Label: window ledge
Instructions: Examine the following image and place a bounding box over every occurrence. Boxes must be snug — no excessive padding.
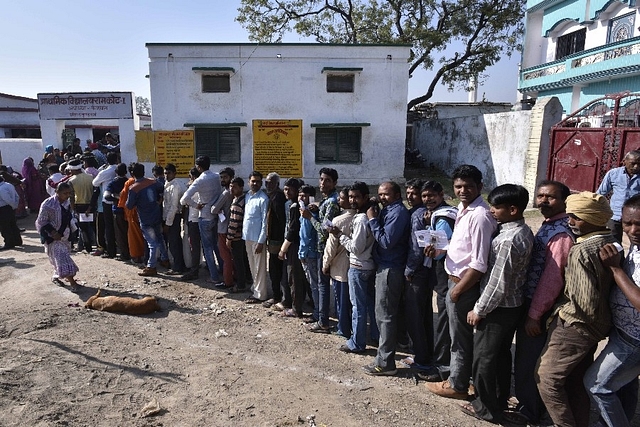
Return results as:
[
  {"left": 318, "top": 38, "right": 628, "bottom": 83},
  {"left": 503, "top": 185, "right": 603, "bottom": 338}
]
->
[
  {"left": 321, "top": 67, "right": 363, "bottom": 74},
  {"left": 184, "top": 122, "right": 247, "bottom": 127},
  {"left": 192, "top": 67, "right": 235, "bottom": 73},
  {"left": 311, "top": 123, "right": 370, "bottom": 128}
]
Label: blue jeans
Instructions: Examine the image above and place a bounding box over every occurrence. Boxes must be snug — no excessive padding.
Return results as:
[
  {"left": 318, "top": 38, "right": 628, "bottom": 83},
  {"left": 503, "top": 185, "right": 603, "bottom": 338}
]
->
[
  {"left": 446, "top": 280, "right": 479, "bottom": 392},
  {"left": 584, "top": 327, "right": 640, "bottom": 427},
  {"left": 333, "top": 278, "right": 352, "bottom": 338},
  {"left": 140, "top": 222, "right": 168, "bottom": 268},
  {"left": 199, "top": 219, "right": 221, "bottom": 281},
  {"left": 346, "top": 268, "right": 378, "bottom": 351},
  {"left": 374, "top": 266, "right": 404, "bottom": 370},
  {"left": 316, "top": 258, "right": 332, "bottom": 327},
  {"left": 300, "top": 257, "right": 319, "bottom": 319}
]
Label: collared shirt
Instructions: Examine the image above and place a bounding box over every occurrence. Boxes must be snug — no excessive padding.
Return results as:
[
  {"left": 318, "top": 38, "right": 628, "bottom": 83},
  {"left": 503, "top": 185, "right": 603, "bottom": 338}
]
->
[
  {"left": 557, "top": 230, "right": 617, "bottom": 340},
  {"left": 242, "top": 189, "right": 269, "bottom": 243},
  {"left": 597, "top": 166, "right": 640, "bottom": 220},
  {"left": 0, "top": 181, "right": 19, "bottom": 209},
  {"left": 310, "top": 190, "right": 340, "bottom": 252},
  {"left": 92, "top": 164, "right": 117, "bottom": 205},
  {"left": 323, "top": 209, "right": 355, "bottom": 281},
  {"left": 405, "top": 204, "right": 456, "bottom": 277},
  {"left": 445, "top": 196, "right": 497, "bottom": 278},
  {"left": 179, "top": 170, "right": 221, "bottom": 221},
  {"left": 211, "top": 188, "right": 233, "bottom": 234},
  {"left": 299, "top": 212, "right": 319, "bottom": 259},
  {"left": 473, "top": 219, "right": 534, "bottom": 317},
  {"left": 526, "top": 213, "right": 574, "bottom": 321},
  {"left": 612, "top": 245, "right": 640, "bottom": 340},
  {"left": 163, "top": 178, "right": 187, "bottom": 226},
  {"left": 369, "top": 199, "right": 411, "bottom": 269},
  {"left": 126, "top": 178, "right": 164, "bottom": 226}
]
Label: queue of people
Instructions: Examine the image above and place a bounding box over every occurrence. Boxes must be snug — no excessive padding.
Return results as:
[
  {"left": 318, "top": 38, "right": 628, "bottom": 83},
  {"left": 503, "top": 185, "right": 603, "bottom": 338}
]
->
[{"left": 1, "top": 148, "right": 640, "bottom": 427}]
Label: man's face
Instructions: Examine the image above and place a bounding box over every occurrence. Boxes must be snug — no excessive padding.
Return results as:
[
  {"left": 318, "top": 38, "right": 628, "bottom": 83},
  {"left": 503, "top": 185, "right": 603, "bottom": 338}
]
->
[
  {"left": 230, "top": 182, "right": 243, "bottom": 197},
  {"left": 422, "top": 189, "right": 444, "bottom": 211},
  {"left": 406, "top": 186, "right": 422, "bottom": 208},
  {"left": 623, "top": 206, "right": 640, "bottom": 246},
  {"left": 249, "top": 175, "right": 262, "bottom": 193},
  {"left": 490, "top": 203, "right": 513, "bottom": 224},
  {"left": 283, "top": 185, "right": 297, "bottom": 201},
  {"left": 319, "top": 173, "right": 336, "bottom": 195},
  {"left": 298, "top": 191, "right": 311, "bottom": 206},
  {"left": 338, "top": 191, "right": 350, "bottom": 210},
  {"left": 164, "top": 169, "right": 175, "bottom": 182},
  {"left": 349, "top": 189, "right": 368, "bottom": 211},
  {"left": 378, "top": 183, "right": 399, "bottom": 208},
  {"left": 568, "top": 214, "right": 597, "bottom": 236},
  {"left": 220, "top": 173, "right": 231, "bottom": 187},
  {"left": 453, "top": 178, "right": 482, "bottom": 207},
  {"left": 265, "top": 177, "right": 278, "bottom": 194},
  {"left": 624, "top": 155, "right": 640, "bottom": 176},
  {"left": 536, "top": 185, "right": 566, "bottom": 219}
]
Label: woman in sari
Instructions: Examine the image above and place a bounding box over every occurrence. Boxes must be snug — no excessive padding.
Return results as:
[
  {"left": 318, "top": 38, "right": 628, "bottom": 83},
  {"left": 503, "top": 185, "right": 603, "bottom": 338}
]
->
[
  {"left": 35, "top": 182, "right": 81, "bottom": 291},
  {"left": 22, "top": 157, "right": 47, "bottom": 213}
]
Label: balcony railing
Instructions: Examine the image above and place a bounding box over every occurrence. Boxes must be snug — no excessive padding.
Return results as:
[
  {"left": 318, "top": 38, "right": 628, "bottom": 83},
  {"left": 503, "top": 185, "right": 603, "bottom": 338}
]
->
[{"left": 519, "top": 36, "right": 640, "bottom": 93}]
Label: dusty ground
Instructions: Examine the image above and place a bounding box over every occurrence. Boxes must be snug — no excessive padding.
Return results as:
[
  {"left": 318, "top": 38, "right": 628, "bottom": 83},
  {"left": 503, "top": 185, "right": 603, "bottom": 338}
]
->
[{"left": 0, "top": 212, "right": 635, "bottom": 427}]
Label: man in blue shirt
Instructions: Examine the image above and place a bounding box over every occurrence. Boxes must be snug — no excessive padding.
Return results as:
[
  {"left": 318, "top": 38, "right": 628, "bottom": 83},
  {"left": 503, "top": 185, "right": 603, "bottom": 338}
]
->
[
  {"left": 597, "top": 150, "right": 640, "bottom": 242},
  {"left": 363, "top": 181, "right": 411, "bottom": 375}
]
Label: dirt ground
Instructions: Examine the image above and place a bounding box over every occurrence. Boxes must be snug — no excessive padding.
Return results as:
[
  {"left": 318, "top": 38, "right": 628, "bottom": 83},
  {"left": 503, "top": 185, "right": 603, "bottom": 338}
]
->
[{"left": 0, "top": 211, "right": 635, "bottom": 427}]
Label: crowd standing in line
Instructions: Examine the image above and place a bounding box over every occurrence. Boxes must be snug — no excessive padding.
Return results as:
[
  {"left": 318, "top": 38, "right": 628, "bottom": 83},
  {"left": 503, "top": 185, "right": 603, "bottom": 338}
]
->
[{"left": 3, "top": 143, "right": 640, "bottom": 426}]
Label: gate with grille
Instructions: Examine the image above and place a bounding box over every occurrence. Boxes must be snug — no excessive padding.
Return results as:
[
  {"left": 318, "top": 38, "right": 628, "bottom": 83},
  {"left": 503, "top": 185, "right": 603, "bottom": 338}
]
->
[{"left": 548, "top": 92, "right": 640, "bottom": 192}]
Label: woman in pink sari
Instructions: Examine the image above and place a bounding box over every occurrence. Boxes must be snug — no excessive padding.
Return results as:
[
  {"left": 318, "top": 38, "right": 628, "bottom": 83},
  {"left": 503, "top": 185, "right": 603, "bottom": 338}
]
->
[{"left": 21, "top": 157, "right": 47, "bottom": 213}]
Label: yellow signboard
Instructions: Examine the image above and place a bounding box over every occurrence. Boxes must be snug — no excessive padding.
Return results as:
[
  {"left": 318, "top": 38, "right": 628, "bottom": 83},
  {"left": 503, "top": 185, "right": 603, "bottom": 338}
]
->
[
  {"left": 252, "top": 119, "right": 302, "bottom": 177},
  {"left": 134, "top": 130, "right": 155, "bottom": 163},
  {"left": 155, "top": 131, "right": 195, "bottom": 178}
]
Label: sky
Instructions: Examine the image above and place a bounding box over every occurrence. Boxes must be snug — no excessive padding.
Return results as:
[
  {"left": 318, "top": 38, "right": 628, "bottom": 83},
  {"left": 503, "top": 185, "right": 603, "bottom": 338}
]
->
[{"left": 1, "top": 0, "right": 521, "bottom": 105}]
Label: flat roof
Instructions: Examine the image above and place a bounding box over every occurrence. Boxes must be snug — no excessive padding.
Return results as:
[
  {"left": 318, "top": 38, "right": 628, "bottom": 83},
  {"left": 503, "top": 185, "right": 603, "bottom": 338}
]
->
[{"left": 146, "top": 42, "right": 412, "bottom": 48}]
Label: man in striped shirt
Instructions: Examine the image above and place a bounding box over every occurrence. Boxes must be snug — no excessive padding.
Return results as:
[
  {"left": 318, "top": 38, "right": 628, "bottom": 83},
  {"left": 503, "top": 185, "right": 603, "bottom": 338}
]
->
[
  {"left": 226, "top": 177, "right": 248, "bottom": 292},
  {"left": 536, "top": 192, "right": 616, "bottom": 427}
]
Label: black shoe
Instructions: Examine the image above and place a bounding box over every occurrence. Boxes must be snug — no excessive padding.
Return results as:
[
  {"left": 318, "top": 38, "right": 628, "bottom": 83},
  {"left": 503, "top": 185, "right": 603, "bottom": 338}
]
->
[
  {"left": 0, "top": 245, "right": 15, "bottom": 251},
  {"left": 339, "top": 344, "right": 364, "bottom": 354},
  {"left": 181, "top": 271, "right": 199, "bottom": 281},
  {"left": 362, "top": 363, "right": 397, "bottom": 376}
]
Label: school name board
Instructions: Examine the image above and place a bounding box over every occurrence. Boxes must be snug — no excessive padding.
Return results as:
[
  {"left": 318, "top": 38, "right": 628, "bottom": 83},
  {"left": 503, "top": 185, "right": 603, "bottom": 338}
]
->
[
  {"left": 37, "top": 92, "right": 134, "bottom": 120},
  {"left": 155, "top": 131, "right": 195, "bottom": 178},
  {"left": 252, "top": 119, "right": 303, "bottom": 177}
]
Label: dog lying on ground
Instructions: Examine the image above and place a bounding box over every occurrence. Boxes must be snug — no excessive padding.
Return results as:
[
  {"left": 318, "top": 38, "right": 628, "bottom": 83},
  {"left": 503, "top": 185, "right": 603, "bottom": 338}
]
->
[{"left": 85, "top": 289, "right": 161, "bottom": 315}]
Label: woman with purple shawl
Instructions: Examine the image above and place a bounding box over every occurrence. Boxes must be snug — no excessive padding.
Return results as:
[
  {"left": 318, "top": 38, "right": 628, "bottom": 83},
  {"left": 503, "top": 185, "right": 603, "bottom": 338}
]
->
[
  {"left": 22, "top": 157, "right": 47, "bottom": 213},
  {"left": 35, "top": 182, "right": 80, "bottom": 291}
]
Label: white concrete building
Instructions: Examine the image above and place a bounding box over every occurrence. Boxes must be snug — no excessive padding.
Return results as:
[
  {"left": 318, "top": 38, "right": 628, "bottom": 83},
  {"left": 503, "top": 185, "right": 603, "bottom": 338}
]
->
[{"left": 144, "top": 43, "right": 411, "bottom": 182}]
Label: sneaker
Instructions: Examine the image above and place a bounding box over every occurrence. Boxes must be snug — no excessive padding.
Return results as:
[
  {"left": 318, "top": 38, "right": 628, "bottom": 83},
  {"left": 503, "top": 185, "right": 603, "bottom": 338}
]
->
[
  {"left": 138, "top": 267, "right": 157, "bottom": 277},
  {"left": 205, "top": 278, "right": 224, "bottom": 286},
  {"left": 91, "top": 249, "right": 104, "bottom": 256},
  {"left": 425, "top": 379, "right": 468, "bottom": 400},
  {"left": 362, "top": 363, "right": 397, "bottom": 376},
  {"left": 181, "top": 270, "right": 199, "bottom": 280}
]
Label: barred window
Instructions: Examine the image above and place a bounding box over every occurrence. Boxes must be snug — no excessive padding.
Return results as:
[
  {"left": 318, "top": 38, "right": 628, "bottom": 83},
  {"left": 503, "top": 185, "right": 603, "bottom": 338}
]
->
[
  {"left": 315, "top": 127, "right": 361, "bottom": 163},
  {"left": 326, "top": 74, "right": 355, "bottom": 93},
  {"left": 202, "top": 75, "right": 230, "bottom": 93},
  {"left": 555, "top": 29, "right": 586, "bottom": 60},
  {"left": 195, "top": 128, "right": 240, "bottom": 163}
]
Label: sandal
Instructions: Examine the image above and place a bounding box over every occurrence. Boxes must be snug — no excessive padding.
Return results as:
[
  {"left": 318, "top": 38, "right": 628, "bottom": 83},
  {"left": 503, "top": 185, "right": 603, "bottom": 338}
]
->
[
  {"left": 502, "top": 409, "right": 528, "bottom": 425},
  {"left": 51, "top": 277, "right": 65, "bottom": 287},
  {"left": 459, "top": 402, "right": 483, "bottom": 421},
  {"left": 273, "top": 302, "right": 286, "bottom": 311},
  {"left": 307, "top": 322, "right": 331, "bottom": 334},
  {"left": 244, "top": 297, "right": 262, "bottom": 304},
  {"left": 262, "top": 298, "right": 275, "bottom": 308},
  {"left": 281, "top": 308, "right": 301, "bottom": 318}
]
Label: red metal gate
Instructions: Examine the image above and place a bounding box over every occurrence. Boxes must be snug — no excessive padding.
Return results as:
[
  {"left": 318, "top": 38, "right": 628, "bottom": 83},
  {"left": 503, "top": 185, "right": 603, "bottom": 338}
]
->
[{"left": 548, "top": 92, "right": 640, "bottom": 192}]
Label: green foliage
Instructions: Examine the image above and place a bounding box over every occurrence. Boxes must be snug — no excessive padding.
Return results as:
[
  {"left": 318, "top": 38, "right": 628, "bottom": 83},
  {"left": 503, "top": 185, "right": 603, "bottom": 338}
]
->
[{"left": 236, "top": 0, "right": 525, "bottom": 109}]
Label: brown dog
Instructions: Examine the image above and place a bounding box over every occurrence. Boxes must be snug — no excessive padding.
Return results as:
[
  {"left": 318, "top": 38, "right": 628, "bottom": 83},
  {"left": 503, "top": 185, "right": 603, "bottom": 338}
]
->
[{"left": 85, "top": 289, "right": 161, "bottom": 315}]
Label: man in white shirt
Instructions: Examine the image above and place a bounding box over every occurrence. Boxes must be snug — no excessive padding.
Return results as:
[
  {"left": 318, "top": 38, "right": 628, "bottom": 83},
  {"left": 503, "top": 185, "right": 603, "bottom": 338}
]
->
[
  {"left": 0, "top": 175, "right": 22, "bottom": 250},
  {"left": 163, "top": 163, "right": 187, "bottom": 274}
]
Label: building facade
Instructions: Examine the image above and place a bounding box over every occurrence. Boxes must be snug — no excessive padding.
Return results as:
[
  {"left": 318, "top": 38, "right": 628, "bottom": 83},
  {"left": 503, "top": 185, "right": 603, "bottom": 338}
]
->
[
  {"left": 144, "top": 43, "right": 411, "bottom": 182},
  {"left": 519, "top": 0, "right": 640, "bottom": 114}
]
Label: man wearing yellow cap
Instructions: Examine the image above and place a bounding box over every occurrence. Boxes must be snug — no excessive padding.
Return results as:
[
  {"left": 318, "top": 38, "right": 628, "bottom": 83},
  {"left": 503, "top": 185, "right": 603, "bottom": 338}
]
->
[{"left": 535, "top": 192, "right": 616, "bottom": 427}]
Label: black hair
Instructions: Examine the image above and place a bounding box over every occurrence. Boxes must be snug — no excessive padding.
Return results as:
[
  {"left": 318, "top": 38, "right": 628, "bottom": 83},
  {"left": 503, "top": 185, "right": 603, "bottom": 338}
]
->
[
  {"left": 189, "top": 167, "right": 200, "bottom": 179},
  {"left": 350, "top": 181, "right": 369, "bottom": 196},
  {"left": 249, "top": 170, "right": 263, "bottom": 179},
  {"left": 382, "top": 181, "right": 402, "bottom": 198},
  {"left": 57, "top": 182, "right": 72, "bottom": 193},
  {"left": 164, "top": 163, "right": 177, "bottom": 174},
  {"left": 405, "top": 178, "right": 424, "bottom": 189},
  {"left": 623, "top": 194, "right": 640, "bottom": 210},
  {"left": 152, "top": 165, "right": 164, "bottom": 176},
  {"left": 195, "top": 156, "right": 210, "bottom": 171},
  {"left": 319, "top": 167, "right": 338, "bottom": 182},
  {"left": 283, "top": 177, "right": 302, "bottom": 190},
  {"left": 220, "top": 167, "right": 235, "bottom": 178},
  {"left": 128, "top": 162, "right": 136, "bottom": 175},
  {"left": 340, "top": 186, "right": 350, "bottom": 197},
  {"left": 421, "top": 180, "right": 444, "bottom": 193},
  {"left": 299, "top": 184, "right": 316, "bottom": 197},
  {"left": 83, "top": 155, "right": 98, "bottom": 168},
  {"left": 48, "top": 164, "right": 60, "bottom": 174},
  {"left": 452, "top": 165, "right": 483, "bottom": 185},
  {"left": 116, "top": 163, "right": 127, "bottom": 176},
  {"left": 230, "top": 177, "right": 244, "bottom": 187},
  {"left": 131, "top": 163, "right": 145, "bottom": 179},
  {"left": 536, "top": 180, "right": 570, "bottom": 201},
  {"left": 106, "top": 152, "right": 118, "bottom": 165},
  {"left": 488, "top": 184, "right": 529, "bottom": 212}
]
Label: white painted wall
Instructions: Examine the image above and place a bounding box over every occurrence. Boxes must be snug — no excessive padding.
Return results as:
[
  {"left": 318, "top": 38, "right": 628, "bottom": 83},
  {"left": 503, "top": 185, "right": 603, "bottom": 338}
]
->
[
  {"left": 412, "top": 111, "right": 534, "bottom": 189},
  {"left": 0, "top": 138, "right": 44, "bottom": 171},
  {"left": 145, "top": 43, "right": 411, "bottom": 183}
]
